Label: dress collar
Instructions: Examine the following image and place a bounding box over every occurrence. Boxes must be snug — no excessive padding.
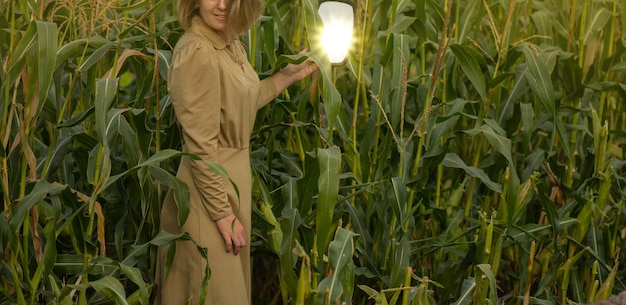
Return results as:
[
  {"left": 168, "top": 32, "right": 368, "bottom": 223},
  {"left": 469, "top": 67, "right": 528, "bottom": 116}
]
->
[{"left": 189, "top": 16, "right": 235, "bottom": 50}]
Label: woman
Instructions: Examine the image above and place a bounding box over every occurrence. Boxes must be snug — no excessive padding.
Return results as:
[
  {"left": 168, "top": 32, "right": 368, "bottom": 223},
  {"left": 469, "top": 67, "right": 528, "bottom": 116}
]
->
[{"left": 153, "top": 0, "right": 317, "bottom": 304}]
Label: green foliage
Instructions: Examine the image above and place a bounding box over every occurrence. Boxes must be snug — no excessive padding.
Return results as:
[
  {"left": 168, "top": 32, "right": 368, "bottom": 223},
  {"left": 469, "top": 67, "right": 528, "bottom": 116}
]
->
[{"left": 2, "top": 0, "right": 626, "bottom": 304}]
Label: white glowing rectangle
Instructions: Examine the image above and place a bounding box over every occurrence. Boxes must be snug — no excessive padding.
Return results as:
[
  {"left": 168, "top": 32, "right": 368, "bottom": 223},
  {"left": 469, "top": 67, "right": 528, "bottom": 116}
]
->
[{"left": 318, "top": 1, "right": 354, "bottom": 65}]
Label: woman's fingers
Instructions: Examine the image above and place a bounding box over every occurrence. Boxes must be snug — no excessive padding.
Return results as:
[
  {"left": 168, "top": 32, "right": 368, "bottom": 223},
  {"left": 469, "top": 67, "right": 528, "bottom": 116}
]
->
[
  {"left": 220, "top": 230, "right": 233, "bottom": 253},
  {"left": 216, "top": 214, "right": 247, "bottom": 255},
  {"left": 232, "top": 221, "right": 247, "bottom": 255}
]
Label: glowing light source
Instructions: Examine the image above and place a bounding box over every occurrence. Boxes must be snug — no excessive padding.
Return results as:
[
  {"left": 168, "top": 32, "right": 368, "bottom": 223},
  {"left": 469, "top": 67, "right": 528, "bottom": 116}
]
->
[{"left": 318, "top": 0, "right": 354, "bottom": 66}]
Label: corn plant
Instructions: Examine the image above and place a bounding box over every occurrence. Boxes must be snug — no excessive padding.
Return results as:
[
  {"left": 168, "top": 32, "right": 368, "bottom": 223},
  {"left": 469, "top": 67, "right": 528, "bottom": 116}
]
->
[
  {"left": 0, "top": 0, "right": 200, "bottom": 303},
  {"left": 249, "top": 0, "right": 626, "bottom": 304}
]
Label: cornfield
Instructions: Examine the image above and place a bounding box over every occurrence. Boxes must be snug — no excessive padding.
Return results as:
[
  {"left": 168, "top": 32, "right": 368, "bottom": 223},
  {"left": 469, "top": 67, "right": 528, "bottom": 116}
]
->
[{"left": 1, "top": 0, "right": 625, "bottom": 304}]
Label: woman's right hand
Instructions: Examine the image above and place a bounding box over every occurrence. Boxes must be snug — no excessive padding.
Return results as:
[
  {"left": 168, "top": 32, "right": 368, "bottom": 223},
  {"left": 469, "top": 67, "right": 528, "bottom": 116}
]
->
[{"left": 215, "top": 213, "right": 247, "bottom": 255}]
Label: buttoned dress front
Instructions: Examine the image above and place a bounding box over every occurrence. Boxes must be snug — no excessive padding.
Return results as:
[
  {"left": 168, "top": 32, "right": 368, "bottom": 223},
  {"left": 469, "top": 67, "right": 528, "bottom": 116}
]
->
[{"left": 153, "top": 16, "right": 279, "bottom": 305}]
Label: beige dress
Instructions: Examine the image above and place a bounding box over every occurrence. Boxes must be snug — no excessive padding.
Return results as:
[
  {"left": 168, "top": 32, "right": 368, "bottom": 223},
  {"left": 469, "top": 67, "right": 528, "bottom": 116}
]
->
[{"left": 153, "top": 16, "right": 279, "bottom": 305}]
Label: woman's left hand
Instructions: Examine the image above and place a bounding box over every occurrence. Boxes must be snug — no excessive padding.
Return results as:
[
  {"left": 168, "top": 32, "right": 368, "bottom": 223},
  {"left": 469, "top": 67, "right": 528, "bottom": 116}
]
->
[
  {"left": 281, "top": 58, "right": 318, "bottom": 83},
  {"left": 270, "top": 52, "right": 317, "bottom": 92}
]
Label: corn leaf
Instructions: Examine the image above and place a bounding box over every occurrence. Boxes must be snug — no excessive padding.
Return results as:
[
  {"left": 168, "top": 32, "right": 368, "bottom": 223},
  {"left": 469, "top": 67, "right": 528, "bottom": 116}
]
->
[
  {"left": 72, "top": 276, "right": 129, "bottom": 305},
  {"left": 442, "top": 153, "right": 502, "bottom": 193},
  {"left": 35, "top": 21, "right": 57, "bottom": 110},
  {"left": 119, "top": 264, "right": 149, "bottom": 305},
  {"left": 451, "top": 277, "right": 476, "bottom": 305},
  {"left": 316, "top": 146, "right": 341, "bottom": 257},
  {"left": 317, "top": 227, "right": 355, "bottom": 305},
  {"left": 450, "top": 44, "right": 487, "bottom": 101}
]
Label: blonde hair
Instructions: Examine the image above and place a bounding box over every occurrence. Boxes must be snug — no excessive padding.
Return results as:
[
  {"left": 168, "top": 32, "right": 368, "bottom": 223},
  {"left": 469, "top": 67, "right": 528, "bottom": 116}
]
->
[{"left": 177, "top": 0, "right": 264, "bottom": 36}]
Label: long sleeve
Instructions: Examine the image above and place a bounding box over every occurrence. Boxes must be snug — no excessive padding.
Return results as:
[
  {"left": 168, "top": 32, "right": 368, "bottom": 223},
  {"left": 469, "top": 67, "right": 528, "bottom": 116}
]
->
[
  {"left": 168, "top": 39, "right": 232, "bottom": 221},
  {"left": 257, "top": 77, "right": 279, "bottom": 109}
]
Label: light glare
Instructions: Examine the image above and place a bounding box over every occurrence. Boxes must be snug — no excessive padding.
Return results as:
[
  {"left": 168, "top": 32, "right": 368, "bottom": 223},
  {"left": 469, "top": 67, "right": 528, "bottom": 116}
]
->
[
  {"left": 320, "top": 23, "right": 352, "bottom": 64},
  {"left": 318, "top": 1, "right": 354, "bottom": 65}
]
